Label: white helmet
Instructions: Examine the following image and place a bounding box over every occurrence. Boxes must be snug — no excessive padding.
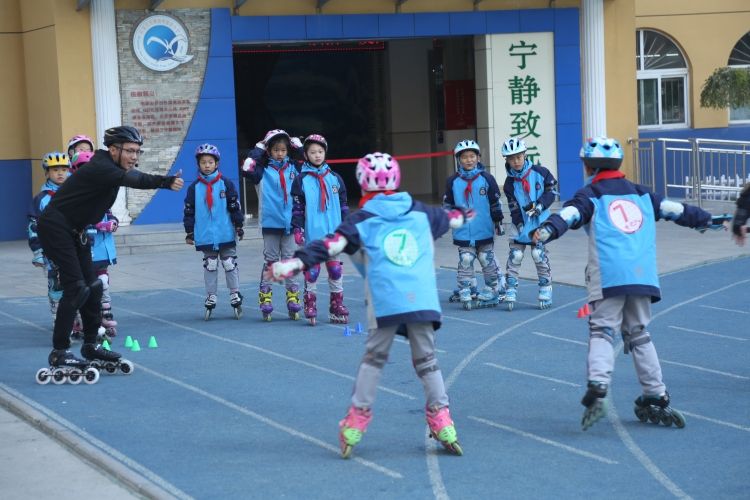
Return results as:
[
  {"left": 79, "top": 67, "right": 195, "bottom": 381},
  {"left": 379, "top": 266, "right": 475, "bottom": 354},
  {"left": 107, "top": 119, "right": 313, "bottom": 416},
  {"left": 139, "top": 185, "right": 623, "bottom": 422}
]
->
[
  {"left": 501, "top": 138, "right": 527, "bottom": 157},
  {"left": 454, "top": 139, "right": 480, "bottom": 157}
]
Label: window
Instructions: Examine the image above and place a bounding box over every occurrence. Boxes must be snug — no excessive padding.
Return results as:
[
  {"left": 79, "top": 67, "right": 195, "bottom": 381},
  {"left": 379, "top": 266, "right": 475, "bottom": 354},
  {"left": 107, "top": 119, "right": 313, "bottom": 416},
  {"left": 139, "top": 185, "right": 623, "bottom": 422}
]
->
[
  {"left": 729, "top": 31, "right": 750, "bottom": 123},
  {"left": 636, "top": 30, "right": 689, "bottom": 128}
]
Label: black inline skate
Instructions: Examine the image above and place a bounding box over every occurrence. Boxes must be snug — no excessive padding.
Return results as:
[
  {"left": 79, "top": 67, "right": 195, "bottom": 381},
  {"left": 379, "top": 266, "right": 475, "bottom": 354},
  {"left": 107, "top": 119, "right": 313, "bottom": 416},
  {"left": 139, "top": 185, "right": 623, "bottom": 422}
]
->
[
  {"left": 81, "top": 342, "right": 134, "bottom": 376},
  {"left": 581, "top": 382, "right": 608, "bottom": 431},
  {"left": 230, "top": 291, "right": 243, "bottom": 320},
  {"left": 634, "top": 392, "right": 685, "bottom": 428},
  {"left": 37, "top": 349, "right": 99, "bottom": 385}
]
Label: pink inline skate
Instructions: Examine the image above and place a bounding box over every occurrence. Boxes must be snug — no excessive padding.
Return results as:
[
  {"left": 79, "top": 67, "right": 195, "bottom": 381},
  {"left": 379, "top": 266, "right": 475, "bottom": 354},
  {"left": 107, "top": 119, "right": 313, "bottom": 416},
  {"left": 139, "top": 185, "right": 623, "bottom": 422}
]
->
[{"left": 338, "top": 405, "right": 372, "bottom": 458}]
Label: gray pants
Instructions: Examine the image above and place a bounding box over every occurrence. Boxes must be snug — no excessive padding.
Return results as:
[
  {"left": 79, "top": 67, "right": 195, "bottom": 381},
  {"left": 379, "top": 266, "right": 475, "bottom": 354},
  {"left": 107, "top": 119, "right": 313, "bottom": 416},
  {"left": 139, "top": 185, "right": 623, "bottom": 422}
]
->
[
  {"left": 203, "top": 247, "right": 239, "bottom": 295},
  {"left": 351, "top": 322, "right": 449, "bottom": 409},
  {"left": 456, "top": 243, "right": 500, "bottom": 290},
  {"left": 587, "top": 295, "right": 666, "bottom": 396},
  {"left": 506, "top": 240, "right": 551, "bottom": 283},
  {"left": 259, "top": 233, "right": 299, "bottom": 288}
]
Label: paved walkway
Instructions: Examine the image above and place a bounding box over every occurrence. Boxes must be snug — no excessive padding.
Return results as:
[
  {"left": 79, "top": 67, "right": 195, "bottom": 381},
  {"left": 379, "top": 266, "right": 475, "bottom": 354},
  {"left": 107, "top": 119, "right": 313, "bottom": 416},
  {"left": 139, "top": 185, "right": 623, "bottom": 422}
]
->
[{"left": 0, "top": 202, "right": 746, "bottom": 499}]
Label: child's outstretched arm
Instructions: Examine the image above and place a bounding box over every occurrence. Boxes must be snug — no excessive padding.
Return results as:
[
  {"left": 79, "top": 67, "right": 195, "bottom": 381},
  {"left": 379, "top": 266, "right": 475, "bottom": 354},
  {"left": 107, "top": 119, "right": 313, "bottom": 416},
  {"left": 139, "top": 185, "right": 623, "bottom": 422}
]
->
[{"left": 531, "top": 192, "right": 592, "bottom": 244}]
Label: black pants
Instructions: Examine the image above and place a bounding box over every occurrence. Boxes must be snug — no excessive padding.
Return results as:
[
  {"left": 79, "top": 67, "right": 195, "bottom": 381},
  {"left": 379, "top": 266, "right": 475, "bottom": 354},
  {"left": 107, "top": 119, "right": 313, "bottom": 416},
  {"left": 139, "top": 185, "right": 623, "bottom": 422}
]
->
[{"left": 37, "top": 209, "right": 102, "bottom": 349}]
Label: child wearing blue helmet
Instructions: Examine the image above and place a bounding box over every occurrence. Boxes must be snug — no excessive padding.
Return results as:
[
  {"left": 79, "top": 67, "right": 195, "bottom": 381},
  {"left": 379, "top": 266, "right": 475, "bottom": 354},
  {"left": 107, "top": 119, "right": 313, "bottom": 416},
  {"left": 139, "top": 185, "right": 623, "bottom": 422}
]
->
[
  {"left": 184, "top": 144, "right": 245, "bottom": 320},
  {"left": 532, "top": 137, "right": 728, "bottom": 431}
]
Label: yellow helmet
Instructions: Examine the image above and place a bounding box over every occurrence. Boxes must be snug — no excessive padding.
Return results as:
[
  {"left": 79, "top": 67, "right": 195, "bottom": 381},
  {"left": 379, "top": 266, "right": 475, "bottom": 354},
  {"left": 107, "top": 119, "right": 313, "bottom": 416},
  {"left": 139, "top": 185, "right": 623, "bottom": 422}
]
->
[{"left": 42, "top": 151, "right": 71, "bottom": 170}]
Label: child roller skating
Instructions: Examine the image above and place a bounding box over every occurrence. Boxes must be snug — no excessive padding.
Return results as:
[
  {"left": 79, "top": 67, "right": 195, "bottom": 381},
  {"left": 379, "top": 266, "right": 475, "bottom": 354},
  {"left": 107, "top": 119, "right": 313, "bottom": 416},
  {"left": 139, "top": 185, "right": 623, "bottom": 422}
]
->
[
  {"left": 184, "top": 144, "right": 245, "bottom": 320},
  {"left": 501, "top": 138, "right": 558, "bottom": 310},
  {"left": 268, "top": 152, "right": 471, "bottom": 458},
  {"left": 290, "top": 134, "right": 349, "bottom": 325},
  {"left": 443, "top": 140, "right": 505, "bottom": 310},
  {"left": 242, "top": 129, "right": 303, "bottom": 322},
  {"left": 533, "top": 136, "right": 728, "bottom": 431}
]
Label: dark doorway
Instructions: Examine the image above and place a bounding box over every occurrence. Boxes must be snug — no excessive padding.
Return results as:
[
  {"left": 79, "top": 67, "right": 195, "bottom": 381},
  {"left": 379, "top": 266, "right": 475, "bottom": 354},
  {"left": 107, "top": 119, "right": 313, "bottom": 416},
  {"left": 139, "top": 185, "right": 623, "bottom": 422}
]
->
[{"left": 233, "top": 41, "right": 388, "bottom": 216}]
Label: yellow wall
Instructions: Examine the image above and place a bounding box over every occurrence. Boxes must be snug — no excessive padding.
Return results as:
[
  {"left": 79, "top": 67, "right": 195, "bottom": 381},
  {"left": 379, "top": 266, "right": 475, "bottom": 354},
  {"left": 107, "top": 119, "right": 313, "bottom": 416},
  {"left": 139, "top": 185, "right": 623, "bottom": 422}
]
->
[
  {"left": 635, "top": 0, "right": 750, "bottom": 128},
  {"left": 604, "top": 0, "right": 637, "bottom": 176},
  {"left": 0, "top": 1, "right": 30, "bottom": 160}
]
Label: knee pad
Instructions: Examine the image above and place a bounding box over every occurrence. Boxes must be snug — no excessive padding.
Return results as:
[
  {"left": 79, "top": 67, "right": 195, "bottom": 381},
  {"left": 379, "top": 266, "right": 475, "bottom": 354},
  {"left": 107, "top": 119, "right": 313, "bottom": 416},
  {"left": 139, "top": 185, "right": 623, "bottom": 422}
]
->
[
  {"left": 508, "top": 248, "right": 524, "bottom": 266},
  {"left": 363, "top": 349, "right": 388, "bottom": 369},
  {"left": 325, "top": 260, "right": 343, "bottom": 280},
  {"left": 458, "top": 249, "right": 476, "bottom": 269},
  {"left": 222, "top": 256, "right": 237, "bottom": 272},
  {"left": 531, "top": 245, "right": 546, "bottom": 264},
  {"left": 622, "top": 327, "right": 651, "bottom": 355},
  {"left": 97, "top": 272, "right": 110, "bottom": 290},
  {"left": 477, "top": 249, "right": 495, "bottom": 268},
  {"left": 413, "top": 352, "right": 440, "bottom": 378},
  {"left": 203, "top": 256, "right": 219, "bottom": 272},
  {"left": 590, "top": 326, "right": 616, "bottom": 345},
  {"left": 305, "top": 264, "right": 321, "bottom": 283}
]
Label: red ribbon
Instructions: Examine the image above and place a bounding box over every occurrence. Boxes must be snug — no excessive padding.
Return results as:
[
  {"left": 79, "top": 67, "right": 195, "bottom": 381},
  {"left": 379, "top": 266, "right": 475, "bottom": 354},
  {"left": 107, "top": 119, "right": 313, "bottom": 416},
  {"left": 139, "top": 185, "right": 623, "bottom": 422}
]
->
[
  {"left": 272, "top": 161, "right": 290, "bottom": 205},
  {"left": 311, "top": 170, "right": 330, "bottom": 212},
  {"left": 514, "top": 169, "right": 531, "bottom": 194},
  {"left": 463, "top": 172, "right": 481, "bottom": 205},
  {"left": 197, "top": 172, "right": 222, "bottom": 211},
  {"left": 592, "top": 170, "right": 626, "bottom": 184}
]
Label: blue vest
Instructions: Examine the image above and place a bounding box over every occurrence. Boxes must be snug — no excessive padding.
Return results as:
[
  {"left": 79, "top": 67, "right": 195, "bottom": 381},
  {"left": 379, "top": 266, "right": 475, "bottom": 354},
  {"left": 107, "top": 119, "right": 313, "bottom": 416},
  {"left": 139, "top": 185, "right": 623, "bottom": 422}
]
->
[
  {"left": 194, "top": 171, "right": 235, "bottom": 250},
  {"left": 90, "top": 213, "right": 117, "bottom": 265},
  {"left": 300, "top": 163, "right": 344, "bottom": 241},
  {"left": 261, "top": 158, "right": 296, "bottom": 233},
  {"left": 505, "top": 160, "right": 551, "bottom": 244},
  {"left": 449, "top": 170, "right": 494, "bottom": 245}
]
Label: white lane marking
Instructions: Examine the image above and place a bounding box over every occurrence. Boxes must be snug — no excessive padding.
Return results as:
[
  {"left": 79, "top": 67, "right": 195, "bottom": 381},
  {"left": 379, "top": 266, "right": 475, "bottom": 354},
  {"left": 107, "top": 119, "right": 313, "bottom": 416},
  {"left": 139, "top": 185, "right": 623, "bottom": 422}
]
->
[
  {"left": 679, "top": 410, "right": 750, "bottom": 432},
  {"left": 660, "top": 359, "right": 749, "bottom": 380},
  {"left": 469, "top": 416, "right": 618, "bottom": 465},
  {"left": 137, "top": 365, "right": 403, "bottom": 479},
  {"left": 698, "top": 304, "right": 749, "bottom": 315},
  {"left": 440, "top": 314, "right": 491, "bottom": 326},
  {"left": 484, "top": 362, "right": 582, "bottom": 388},
  {"left": 0, "top": 382, "right": 193, "bottom": 499},
  {"left": 667, "top": 325, "right": 746, "bottom": 341},
  {"left": 531, "top": 331, "right": 587, "bottom": 346},
  {"left": 118, "top": 306, "right": 416, "bottom": 401}
]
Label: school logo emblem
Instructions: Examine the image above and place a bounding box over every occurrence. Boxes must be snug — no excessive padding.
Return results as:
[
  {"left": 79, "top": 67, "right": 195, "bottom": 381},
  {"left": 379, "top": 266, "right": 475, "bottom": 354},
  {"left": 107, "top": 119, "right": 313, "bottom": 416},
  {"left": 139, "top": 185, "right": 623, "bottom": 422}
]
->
[
  {"left": 608, "top": 198, "right": 643, "bottom": 234},
  {"left": 383, "top": 228, "right": 419, "bottom": 267},
  {"left": 479, "top": 187, "right": 487, "bottom": 196},
  {"left": 132, "top": 14, "right": 194, "bottom": 72},
  {"left": 332, "top": 185, "right": 339, "bottom": 194},
  {"left": 220, "top": 190, "right": 226, "bottom": 198}
]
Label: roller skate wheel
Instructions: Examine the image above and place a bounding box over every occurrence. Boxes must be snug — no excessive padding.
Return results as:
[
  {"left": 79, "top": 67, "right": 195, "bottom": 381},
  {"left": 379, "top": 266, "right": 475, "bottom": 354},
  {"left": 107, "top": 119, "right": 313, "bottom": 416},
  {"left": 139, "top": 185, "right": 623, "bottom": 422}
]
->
[
  {"left": 204, "top": 309, "right": 212, "bottom": 321},
  {"left": 36, "top": 368, "right": 51, "bottom": 385},
  {"left": 68, "top": 369, "right": 83, "bottom": 385},
  {"left": 84, "top": 367, "right": 99, "bottom": 384},
  {"left": 661, "top": 414, "right": 673, "bottom": 427},
  {"left": 671, "top": 409, "right": 686, "bottom": 429},
  {"left": 634, "top": 406, "right": 649, "bottom": 422},
  {"left": 105, "top": 362, "right": 117, "bottom": 374},
  {"left": 341, "top": 444, "right": 353, "bottom": 459},
  {"left": 52, "top": 369, "right": 66, "bottom": 385},
  {"left": 290, "top": 312, "right": 300, "bottom": 321},
  {"left": 309, "top": 317, "right": 317, "bottom": 326},
  {"left": 648, "top": 411, "right": 660, "bottom": 424},
  {"left": 120, "top": 360, "right": 134, "bottom": 375},
  {"left": 263, "top": 313, "right": 272, "bottom": 322},
  {"left": 447, "top": 441, "right": 464, "bottom": 456},
  {"left": 462, "top": 302, "right": 472, "bottom": 311},
  {"left": 507, "top": 302, "right": 514, "bottom": 311},
  {"left": 234, "top": 307, "right": 242, "bottom": 320}
]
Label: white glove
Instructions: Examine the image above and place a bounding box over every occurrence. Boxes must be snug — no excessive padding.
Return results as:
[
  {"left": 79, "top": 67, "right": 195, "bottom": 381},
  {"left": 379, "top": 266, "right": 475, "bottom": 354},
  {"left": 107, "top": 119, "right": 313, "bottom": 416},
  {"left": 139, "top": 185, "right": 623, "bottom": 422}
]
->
[
  {"left": 242, "top": 157, "right": 256, "bottom": 173},
  {"left": 290, "top": 137, "right": 303, "bottom": 149}
]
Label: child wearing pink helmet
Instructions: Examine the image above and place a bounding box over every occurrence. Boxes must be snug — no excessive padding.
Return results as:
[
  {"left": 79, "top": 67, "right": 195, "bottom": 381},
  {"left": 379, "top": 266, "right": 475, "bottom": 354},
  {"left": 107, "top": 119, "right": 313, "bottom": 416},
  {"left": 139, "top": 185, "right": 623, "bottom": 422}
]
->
[{"left": 267, "top": 152, "right": 475, "bottom": 458}]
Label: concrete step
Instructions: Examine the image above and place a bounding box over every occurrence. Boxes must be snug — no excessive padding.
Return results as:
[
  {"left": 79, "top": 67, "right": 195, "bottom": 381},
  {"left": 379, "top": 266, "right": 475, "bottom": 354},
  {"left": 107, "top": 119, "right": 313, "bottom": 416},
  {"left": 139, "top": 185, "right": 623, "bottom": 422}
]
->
[{"left": 113, "top": 220, "right": 261, "bottom": 255}]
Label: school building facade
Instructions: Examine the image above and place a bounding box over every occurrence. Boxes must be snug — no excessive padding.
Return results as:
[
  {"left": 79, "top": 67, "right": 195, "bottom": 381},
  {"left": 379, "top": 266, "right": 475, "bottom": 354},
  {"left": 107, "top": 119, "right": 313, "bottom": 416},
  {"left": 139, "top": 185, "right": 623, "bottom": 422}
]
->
[{"left": 1, "top": 0, "right": 748, "bottom": 240}]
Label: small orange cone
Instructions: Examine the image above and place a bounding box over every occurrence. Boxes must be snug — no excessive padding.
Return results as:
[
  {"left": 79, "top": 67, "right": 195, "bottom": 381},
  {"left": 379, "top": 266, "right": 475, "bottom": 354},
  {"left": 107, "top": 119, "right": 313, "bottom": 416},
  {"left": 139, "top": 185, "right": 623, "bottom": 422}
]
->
[{"left": 577, "top": 303, "right": 591, "bottom": 318}]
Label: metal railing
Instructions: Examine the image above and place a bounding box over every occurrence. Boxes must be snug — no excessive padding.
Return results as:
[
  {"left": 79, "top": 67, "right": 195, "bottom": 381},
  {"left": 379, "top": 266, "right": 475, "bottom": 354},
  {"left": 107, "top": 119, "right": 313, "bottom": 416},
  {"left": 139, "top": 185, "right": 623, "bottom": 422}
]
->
[{"left": 628, "top": 137, "right": 750, "bottom": 207}]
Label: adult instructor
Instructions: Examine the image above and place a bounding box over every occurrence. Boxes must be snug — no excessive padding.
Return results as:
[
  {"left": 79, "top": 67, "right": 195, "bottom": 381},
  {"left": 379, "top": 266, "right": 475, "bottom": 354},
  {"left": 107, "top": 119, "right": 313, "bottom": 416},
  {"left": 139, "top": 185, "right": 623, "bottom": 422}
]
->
[{"left": 38, "top": 125, "right": 184, "bottom": 369}]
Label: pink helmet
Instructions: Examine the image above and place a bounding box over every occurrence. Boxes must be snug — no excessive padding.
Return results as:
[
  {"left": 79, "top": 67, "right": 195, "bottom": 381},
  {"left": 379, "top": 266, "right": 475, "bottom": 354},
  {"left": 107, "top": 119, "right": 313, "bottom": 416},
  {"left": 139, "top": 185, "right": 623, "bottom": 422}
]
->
[
  {"left": 303, "top": 134, "right": 328, "bottom": 152},
  {"left": 70, "top": 151, "right": 94, "bottom": 171},
  {"left": 67, "top": 134, "right": 95, "bottom": 153},
  {"left": 356, "top": 152, "right": 401, "bottom": 192}
]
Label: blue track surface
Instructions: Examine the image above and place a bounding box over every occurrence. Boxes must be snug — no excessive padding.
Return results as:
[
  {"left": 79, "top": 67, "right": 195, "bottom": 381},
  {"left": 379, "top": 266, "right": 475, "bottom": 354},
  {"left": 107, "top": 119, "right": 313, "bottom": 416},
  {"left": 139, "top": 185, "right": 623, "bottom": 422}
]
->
[{"left": 1, "top": 258, "right": 748, "bottom": 499}]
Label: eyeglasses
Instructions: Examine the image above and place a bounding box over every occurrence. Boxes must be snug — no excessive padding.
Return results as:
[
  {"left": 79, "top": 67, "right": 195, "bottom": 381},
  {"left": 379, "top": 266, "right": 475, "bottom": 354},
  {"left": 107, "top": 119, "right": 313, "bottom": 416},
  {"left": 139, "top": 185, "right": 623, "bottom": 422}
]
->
[{"left": 117, "top": 146, "right": 143, "bottom": 157}]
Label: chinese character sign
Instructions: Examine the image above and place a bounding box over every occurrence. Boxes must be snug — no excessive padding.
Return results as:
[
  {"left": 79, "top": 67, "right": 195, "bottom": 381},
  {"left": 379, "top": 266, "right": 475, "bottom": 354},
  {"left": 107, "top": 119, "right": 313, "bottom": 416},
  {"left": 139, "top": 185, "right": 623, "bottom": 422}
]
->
[{"left": 490, "top": 33, "right": 557, "bottom": 184}]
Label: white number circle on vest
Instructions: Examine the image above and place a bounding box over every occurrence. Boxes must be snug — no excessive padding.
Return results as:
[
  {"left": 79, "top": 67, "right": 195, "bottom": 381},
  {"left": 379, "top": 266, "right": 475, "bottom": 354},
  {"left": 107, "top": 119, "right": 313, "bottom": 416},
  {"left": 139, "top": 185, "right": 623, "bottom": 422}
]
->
[
  {"left": 383, "top": 229, "right": 419, "bottom": 267},
  {"left": 608, "top": 199, "right": 643, "bottom": 233}
]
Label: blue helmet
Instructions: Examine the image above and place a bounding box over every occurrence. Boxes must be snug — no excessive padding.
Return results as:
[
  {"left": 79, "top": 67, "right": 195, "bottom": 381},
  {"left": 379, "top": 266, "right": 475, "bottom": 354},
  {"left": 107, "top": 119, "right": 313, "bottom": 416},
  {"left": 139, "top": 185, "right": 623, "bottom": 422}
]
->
[
  {"left": 501, "top": 138, "right": 527, "bottom": 157},
  {"left": 579, "top": 137, "right": 623, "bottom": 170},
  {"left": 195, "top": 143, "right": 221, "bottom": 161}
]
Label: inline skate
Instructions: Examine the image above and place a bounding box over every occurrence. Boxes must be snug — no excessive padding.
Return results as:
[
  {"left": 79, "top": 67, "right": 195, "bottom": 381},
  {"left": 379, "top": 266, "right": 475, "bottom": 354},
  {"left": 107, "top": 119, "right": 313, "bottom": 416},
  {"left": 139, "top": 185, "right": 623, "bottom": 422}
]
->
[
  {"left": 101, "top": 302, "right": 118, "bottom": 337},
  {"left": 259, "top": 286, "right": 273, "bottom": 322},
  {"left": 286, "top": 285, "right": 302, "bottom": 320},
  {"left": 634, "top": 392, "right": 685, "bottom": 428},
  {"left": 204, "top": 293, "right": 217, "bottom": 321},
  {"left": 449, "top": 286, "right": 477, "bottom": 303},
  {"left": 581, "top": 382, "right": 608, "bottom": 431},
  {"left": 230, "top": 291, "right": 243, "bottom": 320},
  {"left": 329, "top": 292, "right": 349, "bottom": 324},
  {"left": 471, "top": 286, "right": 502, "bottom": 309},
  {"left": 426, "top": 405, "right": 463, "bottom": 455},
  {"left": 81, "top": 342, "right": 134, "bottom": 376},
  {"left": 538, "top": 278, "right": 553, "bottom": 309},
  {"left": 303, "top": 291, "right": 317, "bottom": 326},
  {"left": 338, "top": 405, "right": 372, "bottom": 459},
  {"left": 36, "top": 349, "right": 99, "bottom": 385},
  {"left": 504, "top": 277, "right": 518, "bottom": 311}
]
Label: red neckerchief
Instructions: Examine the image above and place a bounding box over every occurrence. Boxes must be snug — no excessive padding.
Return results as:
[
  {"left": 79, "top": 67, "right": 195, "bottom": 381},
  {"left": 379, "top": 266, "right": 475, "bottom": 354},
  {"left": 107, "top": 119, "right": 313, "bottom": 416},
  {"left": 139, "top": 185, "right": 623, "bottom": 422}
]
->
[
  {"left": 311, "top": 169, "right": 330, "bottom": 212},
  {"left": 463, "top": 171, "right": 481, "bottom": 205},
  {"left": 514, "top": 168, "right": 532, "bottom": 194},
  {"left": 45, "top": 190, "right": 56, "bottom": 197},
  {"left": 271, "top": 161, "right": 290, "bottom": 205},
  {"left": 358, "top": 190, "right": 397, "bottom": 208},
  {"left": 197, "top": 172, "right": 222, "bottom": 210},
  {"left": 591, "top": 170, "right": 626, "bottom": 184}
]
